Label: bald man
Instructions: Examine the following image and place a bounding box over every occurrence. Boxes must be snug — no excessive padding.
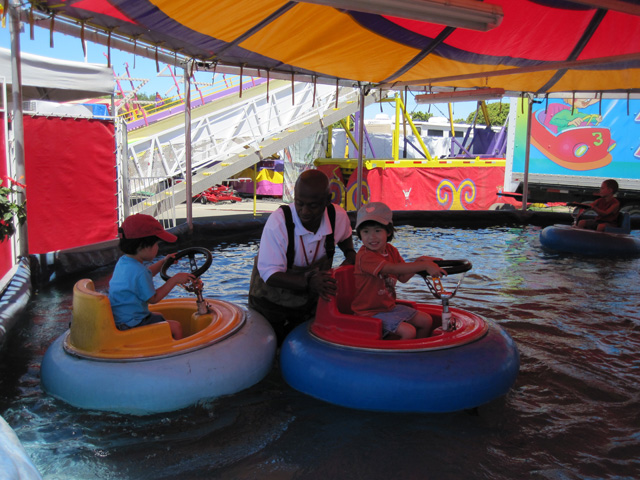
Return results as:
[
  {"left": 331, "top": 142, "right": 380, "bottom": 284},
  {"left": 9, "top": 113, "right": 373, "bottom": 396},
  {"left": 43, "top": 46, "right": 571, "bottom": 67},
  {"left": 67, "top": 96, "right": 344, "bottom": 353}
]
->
[{"left": 249, "top": 170, "right": 356, "bottom": 343}]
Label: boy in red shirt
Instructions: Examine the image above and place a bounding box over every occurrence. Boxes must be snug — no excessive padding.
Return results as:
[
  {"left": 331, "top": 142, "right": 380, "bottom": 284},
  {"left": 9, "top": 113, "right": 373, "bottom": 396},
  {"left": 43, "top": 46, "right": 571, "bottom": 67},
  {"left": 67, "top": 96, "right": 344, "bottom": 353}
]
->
[
  {"left": 351, "top": 202, "right": 446, "bottom": 339},
  {"left": 577, "top": 179, "right": 620, "bottom": 232}
]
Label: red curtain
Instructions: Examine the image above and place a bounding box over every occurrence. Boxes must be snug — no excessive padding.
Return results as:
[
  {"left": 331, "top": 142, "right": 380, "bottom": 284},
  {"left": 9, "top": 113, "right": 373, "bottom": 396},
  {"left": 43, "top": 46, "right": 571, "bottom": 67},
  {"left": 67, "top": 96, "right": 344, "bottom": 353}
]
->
[
  {"left": 343, "top": 165, "right": 510, "bottom": 211},
  {"left": 23, "top": 116, "right": 118, "bottom": 254}
]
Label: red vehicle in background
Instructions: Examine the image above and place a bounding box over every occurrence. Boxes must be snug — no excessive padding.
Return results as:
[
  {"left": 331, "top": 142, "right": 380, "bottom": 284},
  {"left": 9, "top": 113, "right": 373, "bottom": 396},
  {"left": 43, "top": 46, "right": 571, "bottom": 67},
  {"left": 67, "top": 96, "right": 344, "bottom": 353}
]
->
[{"left": 193, "top": 185, "right": 242, "bottom": 204}]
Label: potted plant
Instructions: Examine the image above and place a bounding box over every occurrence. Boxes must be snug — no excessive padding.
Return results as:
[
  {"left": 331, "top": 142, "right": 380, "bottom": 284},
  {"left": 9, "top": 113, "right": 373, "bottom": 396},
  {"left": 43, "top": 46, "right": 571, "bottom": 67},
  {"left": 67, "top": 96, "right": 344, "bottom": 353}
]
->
[{"left": 1, "top": 176, "right": 26, "bottom": 242}]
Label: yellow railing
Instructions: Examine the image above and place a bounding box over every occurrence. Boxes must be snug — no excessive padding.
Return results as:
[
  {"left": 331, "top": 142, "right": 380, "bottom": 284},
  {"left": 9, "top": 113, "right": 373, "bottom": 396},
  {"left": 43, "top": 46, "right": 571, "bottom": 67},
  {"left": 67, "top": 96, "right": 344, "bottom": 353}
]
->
[{"left": 117, "top": 75, "right": 259, "bottom": 124}]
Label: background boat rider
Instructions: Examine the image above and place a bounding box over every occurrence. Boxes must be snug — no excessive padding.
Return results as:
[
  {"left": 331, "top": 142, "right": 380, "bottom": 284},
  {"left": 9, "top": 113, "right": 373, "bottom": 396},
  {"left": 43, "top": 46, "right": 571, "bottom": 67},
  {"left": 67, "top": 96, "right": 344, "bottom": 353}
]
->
[
  {"left": 249, "top": 169, "right": 356, "bottom": 344},
  {"left": 109, "top": 214, "right": 195, "bottom": 340},
  {"left": 576, "top": 179, "right": 620, "bottom": 232},
  {"left": 351, "top": 202, "right": 446, "bottom": 340}
]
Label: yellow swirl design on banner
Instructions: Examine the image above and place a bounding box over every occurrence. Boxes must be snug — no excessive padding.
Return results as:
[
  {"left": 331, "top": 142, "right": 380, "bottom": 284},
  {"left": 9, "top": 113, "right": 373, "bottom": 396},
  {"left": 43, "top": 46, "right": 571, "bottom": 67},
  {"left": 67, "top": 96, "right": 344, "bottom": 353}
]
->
[
  {"left": 437, "top": 179, "right": 476, "bottom": 210},
  {"left": 346, "top": 181, "right": 371, "bottom": 212}
]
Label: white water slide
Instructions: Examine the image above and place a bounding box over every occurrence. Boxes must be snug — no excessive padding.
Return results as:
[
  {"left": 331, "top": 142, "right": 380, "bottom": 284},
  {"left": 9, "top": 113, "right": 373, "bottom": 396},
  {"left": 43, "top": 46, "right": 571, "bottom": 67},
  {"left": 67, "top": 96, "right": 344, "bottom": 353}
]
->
[{"left": 123, "top": 79, "right": 378, "bottom": 220}]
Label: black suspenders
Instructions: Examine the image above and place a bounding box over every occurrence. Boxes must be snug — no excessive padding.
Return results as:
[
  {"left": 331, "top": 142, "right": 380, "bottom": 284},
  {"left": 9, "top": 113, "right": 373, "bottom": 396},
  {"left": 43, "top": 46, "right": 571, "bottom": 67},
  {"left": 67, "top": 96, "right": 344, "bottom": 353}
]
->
[{"left": 280, "top": 204, "right": 336, "bottom": 269}]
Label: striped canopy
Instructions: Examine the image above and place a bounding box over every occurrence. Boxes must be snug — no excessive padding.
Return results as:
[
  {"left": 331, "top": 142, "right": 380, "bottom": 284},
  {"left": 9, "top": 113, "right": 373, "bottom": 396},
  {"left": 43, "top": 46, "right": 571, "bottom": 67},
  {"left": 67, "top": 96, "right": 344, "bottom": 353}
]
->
[{"left": 28, "top": 0, "right": 640, "bottom": 96}]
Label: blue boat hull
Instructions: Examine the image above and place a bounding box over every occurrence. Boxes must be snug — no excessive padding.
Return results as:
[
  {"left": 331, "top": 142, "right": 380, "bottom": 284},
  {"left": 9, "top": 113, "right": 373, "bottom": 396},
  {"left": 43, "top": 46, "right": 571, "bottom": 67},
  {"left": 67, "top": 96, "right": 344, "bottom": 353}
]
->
[
  {"left": 540, "top": 225, "right": 640, "bottom": 256},
  {"left": 280, "top": 319, "right": 520, "bottom": 413},
  {"left": 41, "top": 309, "right": 276, "bottom": 415}
]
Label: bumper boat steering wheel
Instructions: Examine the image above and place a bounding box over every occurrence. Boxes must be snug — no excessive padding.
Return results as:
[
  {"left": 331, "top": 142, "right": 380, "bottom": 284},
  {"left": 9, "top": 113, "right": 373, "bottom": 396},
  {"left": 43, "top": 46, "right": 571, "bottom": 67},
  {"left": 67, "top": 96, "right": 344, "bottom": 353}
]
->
[
  {"left": 418, "top": 259, "right": 472, "bottom": 299},
  {"left": 160, "top": 247, "right": 213, "bottom": 281},
  {"left": 420, "top": 259, "right": 472, "bottom": 332},
  {"left": 432, "top": 259, "right": 472, "bottom": 276}
]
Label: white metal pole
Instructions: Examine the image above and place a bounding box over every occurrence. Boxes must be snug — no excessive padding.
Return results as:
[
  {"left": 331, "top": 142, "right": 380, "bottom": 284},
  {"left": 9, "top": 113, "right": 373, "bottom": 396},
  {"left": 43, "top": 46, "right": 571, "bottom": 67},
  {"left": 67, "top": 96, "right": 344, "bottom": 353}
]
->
[
  {"left": 184, "top": 61, "right": 193, "bottom": 232},
  {"left": 9, "top": 0, "right": 28, "bottom": 258},
  {"left": 521, "top": 96, "right": 532, "bottom": 210},
  {"left": 356, "top": 86, "right": 365, "bottom": 211}
]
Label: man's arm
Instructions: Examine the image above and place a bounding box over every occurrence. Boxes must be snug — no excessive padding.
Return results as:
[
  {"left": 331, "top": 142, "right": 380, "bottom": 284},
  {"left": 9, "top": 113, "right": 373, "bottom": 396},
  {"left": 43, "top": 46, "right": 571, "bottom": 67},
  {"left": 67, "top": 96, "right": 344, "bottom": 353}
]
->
[
  {"left": 334, "top": 206, "right": 356, "bottom": 265},
  {"left": 266, "top": 269, "right": 337, "bottom": 300},
  {"left": 337, "top": 237, "right": 356, "bottom": 265}
]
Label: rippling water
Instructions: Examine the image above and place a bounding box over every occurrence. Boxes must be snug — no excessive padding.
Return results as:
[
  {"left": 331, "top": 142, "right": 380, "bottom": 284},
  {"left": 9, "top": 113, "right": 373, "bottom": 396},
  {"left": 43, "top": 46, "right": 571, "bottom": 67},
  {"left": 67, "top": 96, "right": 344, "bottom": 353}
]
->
[{"left": 1, "top": 225, "right": 639, "bottom": 479}]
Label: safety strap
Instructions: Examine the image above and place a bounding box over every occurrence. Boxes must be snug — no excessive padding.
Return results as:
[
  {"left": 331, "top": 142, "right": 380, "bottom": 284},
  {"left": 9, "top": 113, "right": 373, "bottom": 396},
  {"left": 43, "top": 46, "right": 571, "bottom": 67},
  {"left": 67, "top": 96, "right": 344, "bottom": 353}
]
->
[
  {"left": 281, "top": 205, "right": 295, "bottom": 270},
  {"left": 281, "top": 204, "right": 336, "bottom": 269}
]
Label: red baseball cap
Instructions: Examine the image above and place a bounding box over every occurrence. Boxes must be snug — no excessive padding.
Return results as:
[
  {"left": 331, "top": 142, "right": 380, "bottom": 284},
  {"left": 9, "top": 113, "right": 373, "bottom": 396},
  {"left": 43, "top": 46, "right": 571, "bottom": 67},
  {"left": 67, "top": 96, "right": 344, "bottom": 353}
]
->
[{"left": 120, "top": 214, "right": 177, "bottom": 243}]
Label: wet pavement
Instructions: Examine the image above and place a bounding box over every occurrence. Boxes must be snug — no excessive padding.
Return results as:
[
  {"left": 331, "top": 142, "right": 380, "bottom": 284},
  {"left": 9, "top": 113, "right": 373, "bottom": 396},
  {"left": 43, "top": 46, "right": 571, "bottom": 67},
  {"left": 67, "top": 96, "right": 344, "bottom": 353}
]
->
[{"left": 174, "top": 197, "right": 286, "bottom": 223}]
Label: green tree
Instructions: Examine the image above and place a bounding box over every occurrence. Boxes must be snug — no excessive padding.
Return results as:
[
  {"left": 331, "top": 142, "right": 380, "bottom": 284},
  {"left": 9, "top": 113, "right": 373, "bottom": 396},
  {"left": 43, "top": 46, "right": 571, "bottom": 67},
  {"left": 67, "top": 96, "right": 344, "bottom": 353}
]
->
[
  {"left": 465, "top": 101, "right": 510, "bottom": 126},
  {"left": 136, "top": 92, "right": 159, "bottom": 102},
  {"left": 411, "top": 111, "right": 434, "bottom": 122}
]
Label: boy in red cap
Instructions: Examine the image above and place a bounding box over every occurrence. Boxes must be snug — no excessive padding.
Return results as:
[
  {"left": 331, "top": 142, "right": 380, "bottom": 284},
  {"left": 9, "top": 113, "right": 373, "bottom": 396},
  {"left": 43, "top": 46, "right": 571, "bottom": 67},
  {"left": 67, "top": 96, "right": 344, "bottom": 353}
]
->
[
  {"left": 352, "top": 202, "right": 446, "bottom": 339},
  {"left": 108, "top": 214, "right": 194, "bottom": 339}
]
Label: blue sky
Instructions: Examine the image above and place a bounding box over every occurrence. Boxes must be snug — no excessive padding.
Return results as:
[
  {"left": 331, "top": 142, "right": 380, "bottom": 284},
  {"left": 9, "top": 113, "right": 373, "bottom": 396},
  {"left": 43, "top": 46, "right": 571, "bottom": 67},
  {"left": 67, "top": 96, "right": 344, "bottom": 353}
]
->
[{"left": 1, "top": 24, "right": 478, "bottom": 121}]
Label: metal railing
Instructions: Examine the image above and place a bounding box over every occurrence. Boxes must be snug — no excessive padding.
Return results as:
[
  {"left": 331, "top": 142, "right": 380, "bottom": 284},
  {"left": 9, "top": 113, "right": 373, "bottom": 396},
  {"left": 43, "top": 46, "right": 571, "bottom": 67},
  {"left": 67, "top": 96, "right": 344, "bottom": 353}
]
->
[{"left": 122, "top": 81, "right": 371, "bottom": 221}]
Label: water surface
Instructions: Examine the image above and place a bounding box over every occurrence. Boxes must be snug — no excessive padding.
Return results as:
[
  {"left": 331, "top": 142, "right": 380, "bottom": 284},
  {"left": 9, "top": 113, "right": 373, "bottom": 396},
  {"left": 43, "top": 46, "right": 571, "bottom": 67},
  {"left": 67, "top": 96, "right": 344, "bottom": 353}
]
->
[{"left": 1, "top": 225, "right": 639, "bottom": 479}]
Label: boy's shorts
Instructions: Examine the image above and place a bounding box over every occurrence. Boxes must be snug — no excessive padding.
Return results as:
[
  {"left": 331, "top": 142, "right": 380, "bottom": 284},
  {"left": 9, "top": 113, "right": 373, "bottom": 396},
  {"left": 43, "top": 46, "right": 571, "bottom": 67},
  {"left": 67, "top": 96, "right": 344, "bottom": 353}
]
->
[
  {"left": 116, "top": 312, "right": 166, "bottom": 330},
  {"left": 372, "top": 304, "right": 417, "bottom": 337}
]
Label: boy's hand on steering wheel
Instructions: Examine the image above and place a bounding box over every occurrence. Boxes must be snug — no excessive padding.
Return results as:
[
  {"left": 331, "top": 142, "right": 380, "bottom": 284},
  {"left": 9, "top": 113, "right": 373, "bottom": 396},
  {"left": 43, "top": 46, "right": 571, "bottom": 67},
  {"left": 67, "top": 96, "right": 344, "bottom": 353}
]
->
[
  {"left": 171, "top": 272, "right": 196, "bottom": 286},
  {"left": 416, "top": 255, "right": 442, "bottom": 263},
  {"left": 422, "top": 261, "right": 448, "bottom": 278}
]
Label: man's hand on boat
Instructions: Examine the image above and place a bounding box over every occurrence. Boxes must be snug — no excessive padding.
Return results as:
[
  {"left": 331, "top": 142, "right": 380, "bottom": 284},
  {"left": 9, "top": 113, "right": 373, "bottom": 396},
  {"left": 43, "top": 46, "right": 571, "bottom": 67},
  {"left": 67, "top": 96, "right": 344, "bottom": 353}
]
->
[{"left": 307, "top": 270, "right": 337, "bottom": 301}]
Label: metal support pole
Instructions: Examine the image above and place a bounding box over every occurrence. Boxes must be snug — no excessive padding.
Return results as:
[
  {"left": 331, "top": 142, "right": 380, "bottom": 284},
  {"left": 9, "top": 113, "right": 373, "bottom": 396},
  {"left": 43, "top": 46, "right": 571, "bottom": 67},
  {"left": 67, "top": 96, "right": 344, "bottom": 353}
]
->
[
  {"left": 9, "top": 0, "right": 28, "bottom": 258},
  {"left": 184, "top": 60, "right": 193, "bottom": 232},
  {"left": 253, "top": 163, "right": 257, "bottom": 217},
  {"left": 402, "top": 87, "right": 408, "bottom": 158},
  {"left": 356, "top": 86, "right": 366, "bottom": 211},
  {"left": 521, "top": 96, "right": 532, "bottom": 211},
  {"left": 118, "top": 119, "right": 131, "bottom": 219}
]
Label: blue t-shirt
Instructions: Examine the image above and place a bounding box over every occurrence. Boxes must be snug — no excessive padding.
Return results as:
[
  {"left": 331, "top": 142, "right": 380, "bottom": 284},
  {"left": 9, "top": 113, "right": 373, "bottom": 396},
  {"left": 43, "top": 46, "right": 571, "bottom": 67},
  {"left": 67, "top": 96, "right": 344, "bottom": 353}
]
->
[{"left": 108, "top": 255, "right": 157, "bottom": 328}]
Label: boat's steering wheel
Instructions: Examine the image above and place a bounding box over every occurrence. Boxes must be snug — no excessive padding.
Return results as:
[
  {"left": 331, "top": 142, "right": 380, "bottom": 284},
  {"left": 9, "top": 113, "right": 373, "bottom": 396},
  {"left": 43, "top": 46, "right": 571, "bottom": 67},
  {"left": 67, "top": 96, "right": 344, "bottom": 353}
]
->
[
  {"left": 433, "top": 259, "right": 472, "bottom": 275},
  {"left": 418, "top": 259, "right": 472, "bottom": 301},
  {"left": 567, "top": 202, "right": 592, "bottom": 210},
  {"left": 567, "top": 202, "right": 594, "bottom": 225},
  {"left": 582, "top": 113, "right": 600, "bottom": 125},
  {"left": 160, "top": 247, "right": 213, "bottom": 281},
  {"left": 417, "top": 259, "right": 472, "bottom": 279}
]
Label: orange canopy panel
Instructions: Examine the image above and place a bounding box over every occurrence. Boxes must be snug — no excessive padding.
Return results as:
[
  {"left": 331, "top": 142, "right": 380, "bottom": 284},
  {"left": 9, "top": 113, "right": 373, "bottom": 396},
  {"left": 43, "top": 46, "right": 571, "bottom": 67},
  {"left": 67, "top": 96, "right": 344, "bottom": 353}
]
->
[{"left": 31, "top": 0, "right": 640, "bottom": 95}]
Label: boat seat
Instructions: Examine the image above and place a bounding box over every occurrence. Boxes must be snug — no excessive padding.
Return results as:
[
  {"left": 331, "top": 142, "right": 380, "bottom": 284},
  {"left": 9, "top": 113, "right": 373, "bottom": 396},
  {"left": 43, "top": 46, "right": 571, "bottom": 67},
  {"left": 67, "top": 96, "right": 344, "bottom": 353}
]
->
[
  {"left": 312, "top": 266, "right": 383, "bottom": 340},
  {"left": 604, "top": 212, "right": 631, "bottom": 234},
  {"left": 69, "top": 278, "right": 171, "bottom": 353}
]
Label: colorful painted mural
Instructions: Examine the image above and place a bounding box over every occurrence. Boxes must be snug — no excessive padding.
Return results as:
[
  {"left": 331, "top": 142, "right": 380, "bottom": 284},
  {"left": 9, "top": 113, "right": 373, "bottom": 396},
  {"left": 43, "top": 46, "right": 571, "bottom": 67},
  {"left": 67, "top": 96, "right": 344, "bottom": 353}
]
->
[{"left": 513, "top": 98, "right": 640, "bottom": 179}]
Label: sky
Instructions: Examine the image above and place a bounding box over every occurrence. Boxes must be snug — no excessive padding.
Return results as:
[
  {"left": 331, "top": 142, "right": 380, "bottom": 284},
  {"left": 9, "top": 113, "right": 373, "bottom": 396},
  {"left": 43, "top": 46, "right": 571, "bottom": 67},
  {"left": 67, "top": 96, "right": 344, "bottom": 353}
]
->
[{"left": 0, "top": 22, "right": 479, "bottom": 121}]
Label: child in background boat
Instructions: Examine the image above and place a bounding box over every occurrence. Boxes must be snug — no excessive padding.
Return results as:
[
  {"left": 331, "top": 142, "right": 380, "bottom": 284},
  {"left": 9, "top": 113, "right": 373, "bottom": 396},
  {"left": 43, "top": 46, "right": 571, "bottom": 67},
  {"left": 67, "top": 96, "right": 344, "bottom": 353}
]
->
[
  {"left": 577, "top": 179, "right": 620, "bottom": 232},
  {"left": 351, "top": 202, "right": 447, "bottom": 339},
  {"left": 108, "top": 214, "right": 195, "bottom": 339}
]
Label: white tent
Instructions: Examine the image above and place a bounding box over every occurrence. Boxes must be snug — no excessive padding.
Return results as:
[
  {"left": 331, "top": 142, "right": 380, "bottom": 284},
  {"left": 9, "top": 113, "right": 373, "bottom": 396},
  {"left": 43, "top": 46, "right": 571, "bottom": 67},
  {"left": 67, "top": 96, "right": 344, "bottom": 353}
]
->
[{"left": 0, "top": 47, "right": 113, "bottom": 102}]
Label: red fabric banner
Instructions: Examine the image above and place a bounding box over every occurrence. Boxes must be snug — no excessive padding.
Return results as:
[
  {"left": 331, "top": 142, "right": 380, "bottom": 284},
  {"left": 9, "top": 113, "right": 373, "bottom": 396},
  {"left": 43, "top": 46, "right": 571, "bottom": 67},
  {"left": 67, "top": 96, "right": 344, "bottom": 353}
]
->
[
  {"left": 23, "top": 116, "right": 118, "bottom": 254},
  {"left": 341, "top": 165, "right": 509, "bottom": 211}
]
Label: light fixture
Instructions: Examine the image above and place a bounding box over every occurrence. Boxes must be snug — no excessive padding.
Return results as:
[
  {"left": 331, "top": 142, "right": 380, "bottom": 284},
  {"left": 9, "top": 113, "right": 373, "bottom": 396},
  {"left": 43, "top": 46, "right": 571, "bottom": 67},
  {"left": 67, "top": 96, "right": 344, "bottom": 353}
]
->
[
  {"left": 415, "top": 88, "right": 506, "bottom": 104},
  {"left": 296, "top": 0, "right": 503, "bottom": 31}
]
